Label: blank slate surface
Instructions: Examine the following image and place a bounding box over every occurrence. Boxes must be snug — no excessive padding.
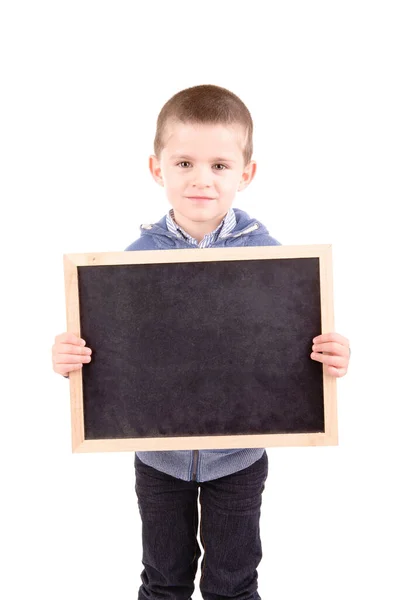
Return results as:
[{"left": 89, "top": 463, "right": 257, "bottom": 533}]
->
[{"left": 64, "top": 246, "right": 337, "bottom": 453}]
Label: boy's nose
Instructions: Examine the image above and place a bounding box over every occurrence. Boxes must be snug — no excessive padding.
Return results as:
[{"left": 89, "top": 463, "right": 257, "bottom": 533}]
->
[{"left": 191, "top": 166, "right": 214, "bottom": 186}]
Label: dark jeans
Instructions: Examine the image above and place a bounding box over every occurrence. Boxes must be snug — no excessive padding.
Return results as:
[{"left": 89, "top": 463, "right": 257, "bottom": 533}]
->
[{"left": 134, "top": 451, "right": 268, "bottom": 600}]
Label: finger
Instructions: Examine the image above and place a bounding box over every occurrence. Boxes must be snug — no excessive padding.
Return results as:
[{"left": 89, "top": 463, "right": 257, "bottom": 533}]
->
[
  {"left": 327, "top": 365, "right": 347, "bottom": 378},
  {"left": 313, "top": 333, "right": 349, "bottom": 346},
  {"left": 57, "top": 343, "right": 92, "bottom": 356},
  {"left": 312, "top": 342, "right": 349, "bottom": 356},
  {"left": 55, "top": 332, "right": 86, "bottom": 346},
  {"left": 54, "top": 363, "right": 83, "bottom": 376},
  {"left": 54, "top": 353, "right": 91, "bottom": 364},
  {"left": 52, "top": 343, "right": 91, "bottom": 358},
  {"left": 310, "top": 352, "right": 346, "bottom": 368}
]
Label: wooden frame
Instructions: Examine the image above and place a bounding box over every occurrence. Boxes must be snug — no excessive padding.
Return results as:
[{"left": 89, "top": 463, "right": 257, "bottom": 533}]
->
[{"left": 64, "top": 245, "right": 337, "bottom": 453}]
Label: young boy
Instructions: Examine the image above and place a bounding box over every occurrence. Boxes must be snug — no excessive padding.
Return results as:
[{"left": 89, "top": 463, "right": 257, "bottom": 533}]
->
[{"left": 52, "top": 84, "right": 350, "bottom": 600}]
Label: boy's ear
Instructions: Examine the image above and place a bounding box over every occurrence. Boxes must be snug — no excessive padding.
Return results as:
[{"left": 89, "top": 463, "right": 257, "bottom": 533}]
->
[
  {"left": 237, "top": 160, "right": 257, "bottom": 191},
  {"left": 149, "top": 155, "right": 164, "bottom": 187}
]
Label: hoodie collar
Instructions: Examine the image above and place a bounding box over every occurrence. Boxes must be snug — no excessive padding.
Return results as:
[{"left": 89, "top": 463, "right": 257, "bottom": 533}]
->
[
  {"left": 140, "top": 207, "right": 263, "bottom": 244},
  {"left": 165, "top": 207, "right": 237, "bottom": 247}
]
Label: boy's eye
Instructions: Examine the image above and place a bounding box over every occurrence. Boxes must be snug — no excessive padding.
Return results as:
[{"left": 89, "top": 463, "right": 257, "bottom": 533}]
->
[{"left": 177, "top": 161, "right": 227, "bottom": 170}]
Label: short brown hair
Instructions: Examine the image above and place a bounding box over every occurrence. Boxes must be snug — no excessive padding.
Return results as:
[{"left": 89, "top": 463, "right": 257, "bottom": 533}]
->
[{"left": 154, "top": 84, "right": 253, "bottom": 166}]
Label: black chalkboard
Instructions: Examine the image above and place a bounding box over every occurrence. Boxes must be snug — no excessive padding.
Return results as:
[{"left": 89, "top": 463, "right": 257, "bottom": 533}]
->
[{"left": 77, "top": 257, "right": 324, "bottom": 441}]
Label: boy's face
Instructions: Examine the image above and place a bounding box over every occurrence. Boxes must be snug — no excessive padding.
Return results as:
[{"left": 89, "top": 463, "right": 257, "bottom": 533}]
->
[{"left": 149, "top": 121, "right": 256, "bottom": 241}]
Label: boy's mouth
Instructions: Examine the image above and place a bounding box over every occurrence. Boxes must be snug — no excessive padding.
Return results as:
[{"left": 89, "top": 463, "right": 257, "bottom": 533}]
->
[{"left": 187, "top": 196, "right": 215, "bottom": 201}]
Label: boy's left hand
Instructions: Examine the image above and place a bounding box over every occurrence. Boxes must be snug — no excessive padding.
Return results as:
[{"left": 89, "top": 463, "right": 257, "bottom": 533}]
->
[{"left": 310, "top": 332, "right": 350, "bottom": 378}]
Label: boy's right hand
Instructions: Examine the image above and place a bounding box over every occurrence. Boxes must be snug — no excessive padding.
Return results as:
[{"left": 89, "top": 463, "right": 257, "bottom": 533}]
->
[{"left": 52, "top": 332, "right": 92, "bottom": 377}]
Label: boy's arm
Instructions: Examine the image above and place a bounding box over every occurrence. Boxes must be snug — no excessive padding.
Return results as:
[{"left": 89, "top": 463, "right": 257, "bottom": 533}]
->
[
  {"left": 254, "top": 234, "right": 350, "bottom": 378},
  {"left": 60, "top": 242, "right": 140, "bottom": 380},
  {"left": 53, "top": 333, "right": 91, "bottom": 378},
  {"left": 311, "top": 332, "right": 350, "bottom": 378}
]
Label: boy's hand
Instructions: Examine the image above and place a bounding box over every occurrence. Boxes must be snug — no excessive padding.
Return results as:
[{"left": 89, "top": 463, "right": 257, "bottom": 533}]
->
[
  {"left": 52, "top": 332, "right": 92, "bottom": 377},
  {"left": 310, "top": 332, "right": 350, "bottom": 378}
]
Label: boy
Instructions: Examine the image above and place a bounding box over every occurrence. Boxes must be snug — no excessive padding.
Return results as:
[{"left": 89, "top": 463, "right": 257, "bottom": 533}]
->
[{"left": 52, "top": 84, "right": 350, "bottom": 600}]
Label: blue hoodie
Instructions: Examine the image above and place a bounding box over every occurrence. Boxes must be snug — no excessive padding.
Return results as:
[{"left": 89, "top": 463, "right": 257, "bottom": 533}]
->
[{"left": 125, "top": 207, "right": 281, "bottom": 482}]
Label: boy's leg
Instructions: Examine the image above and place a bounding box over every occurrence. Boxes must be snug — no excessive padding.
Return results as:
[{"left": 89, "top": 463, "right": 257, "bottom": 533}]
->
[
  {"left": 134, "top": 455, "right": 201, "bottom": 600},
  {"left": 198, "top": 452, "right": 268, "bottom": 600}
]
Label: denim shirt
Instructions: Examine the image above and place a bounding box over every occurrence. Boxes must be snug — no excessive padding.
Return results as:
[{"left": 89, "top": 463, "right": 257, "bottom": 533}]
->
[{"left": 125, "top": 207, "right": 281, "bottom": 482}]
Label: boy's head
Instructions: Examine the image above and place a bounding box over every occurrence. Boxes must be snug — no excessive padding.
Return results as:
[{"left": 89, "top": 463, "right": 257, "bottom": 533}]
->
[{"left": 149, "top": 84, "right": 257, "bottom": 242}]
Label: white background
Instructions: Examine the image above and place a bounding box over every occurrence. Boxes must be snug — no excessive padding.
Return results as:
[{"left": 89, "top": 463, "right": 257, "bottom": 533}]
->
[{"left": 1, "top": 1, "right": 399, "bottom": 599}]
